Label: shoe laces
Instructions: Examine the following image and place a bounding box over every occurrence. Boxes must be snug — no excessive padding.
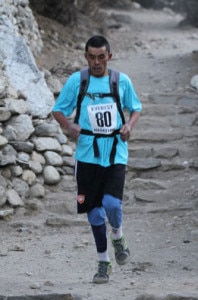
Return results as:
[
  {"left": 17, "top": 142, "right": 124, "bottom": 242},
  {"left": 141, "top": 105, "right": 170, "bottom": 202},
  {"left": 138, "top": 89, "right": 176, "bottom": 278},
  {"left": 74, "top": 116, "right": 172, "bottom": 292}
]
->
[
  {"left": 113, "top": 237, "right": 125, "bottom": 253},
  {"left": 97, "top": 262, "right": 109, "bottom": 276}
]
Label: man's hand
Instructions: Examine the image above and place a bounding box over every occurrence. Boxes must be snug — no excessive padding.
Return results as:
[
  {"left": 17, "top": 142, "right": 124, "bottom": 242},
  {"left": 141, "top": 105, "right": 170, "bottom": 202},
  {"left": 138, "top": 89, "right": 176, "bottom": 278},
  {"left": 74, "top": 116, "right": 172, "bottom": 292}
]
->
[
  {"left": 120, "top": 111, "right": 141, "bottom": 141},
  {"left": 52, "top": 111, "right": 81, "bottom": 140},
  {"left": 119, "top": 123, "right": 131, "bottom": 141},
  {"left": 67, "top": 123, "right": 81, "bottom": 140}
]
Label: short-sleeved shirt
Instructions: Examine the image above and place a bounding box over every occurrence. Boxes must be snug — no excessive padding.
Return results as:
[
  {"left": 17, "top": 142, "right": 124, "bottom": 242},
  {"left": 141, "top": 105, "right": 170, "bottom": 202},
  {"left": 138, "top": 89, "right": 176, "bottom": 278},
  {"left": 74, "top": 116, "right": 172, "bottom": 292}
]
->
[{"left": 52, "top": 69, "right": 142, "bottom": 167}]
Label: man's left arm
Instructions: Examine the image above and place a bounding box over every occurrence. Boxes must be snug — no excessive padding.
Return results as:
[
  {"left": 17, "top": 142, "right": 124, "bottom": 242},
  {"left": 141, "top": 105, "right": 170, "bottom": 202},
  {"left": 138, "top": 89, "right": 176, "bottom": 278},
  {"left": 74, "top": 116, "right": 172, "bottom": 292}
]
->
[{"left": 119, "top": 111, "right": 141, "bottom": 141}]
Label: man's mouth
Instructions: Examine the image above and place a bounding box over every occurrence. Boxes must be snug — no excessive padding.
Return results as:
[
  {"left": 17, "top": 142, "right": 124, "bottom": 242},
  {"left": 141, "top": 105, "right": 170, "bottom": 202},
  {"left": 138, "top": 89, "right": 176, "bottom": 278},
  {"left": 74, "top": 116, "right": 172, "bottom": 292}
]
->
[{"left": 93, "top": 67, "right": 101, "bottom": 71}]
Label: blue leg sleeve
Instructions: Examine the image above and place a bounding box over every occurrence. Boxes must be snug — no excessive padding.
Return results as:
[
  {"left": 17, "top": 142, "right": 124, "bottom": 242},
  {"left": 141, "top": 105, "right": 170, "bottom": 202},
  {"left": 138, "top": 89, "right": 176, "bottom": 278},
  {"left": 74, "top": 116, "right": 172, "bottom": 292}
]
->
[
  {"left": 87, "top": 206, "right": 106, "bottom": 226},
  {"left": 102, "top": 194, "right": 122, "bottom": 228}
]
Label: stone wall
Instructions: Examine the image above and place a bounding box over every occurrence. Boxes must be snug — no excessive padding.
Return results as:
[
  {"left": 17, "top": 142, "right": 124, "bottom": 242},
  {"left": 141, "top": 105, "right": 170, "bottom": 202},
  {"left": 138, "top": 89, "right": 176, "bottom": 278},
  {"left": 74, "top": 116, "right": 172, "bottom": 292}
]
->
[
  {"left": 0, "top": 0, "right": 74, "bottom": 218},
  {"left": 0, "top": 0, "right": 43, "bottom": 57}
]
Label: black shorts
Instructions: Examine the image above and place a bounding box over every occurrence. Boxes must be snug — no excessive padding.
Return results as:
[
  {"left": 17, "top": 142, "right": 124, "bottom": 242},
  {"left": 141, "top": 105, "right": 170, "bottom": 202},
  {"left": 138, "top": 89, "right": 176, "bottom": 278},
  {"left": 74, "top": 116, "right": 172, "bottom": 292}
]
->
[{"left": 75, "top": 161, "right": 126, "bottom": 213}]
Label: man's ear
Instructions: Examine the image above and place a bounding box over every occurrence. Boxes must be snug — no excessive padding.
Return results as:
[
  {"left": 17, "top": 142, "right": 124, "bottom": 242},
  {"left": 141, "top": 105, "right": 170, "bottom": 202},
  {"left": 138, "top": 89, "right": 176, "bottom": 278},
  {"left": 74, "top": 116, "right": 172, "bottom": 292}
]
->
[
  {"left": 108, "top": 53, "right": 112, "bottom": 60},
  {"left": 84, "top": 53, "right": 88, "bottom": 60}
]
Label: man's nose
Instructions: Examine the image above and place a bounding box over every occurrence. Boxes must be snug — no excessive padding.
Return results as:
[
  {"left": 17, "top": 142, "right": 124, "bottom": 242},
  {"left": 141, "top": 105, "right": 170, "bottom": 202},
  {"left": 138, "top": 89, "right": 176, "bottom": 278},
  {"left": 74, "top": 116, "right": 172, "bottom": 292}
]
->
[{"left": 94, "top": 57, "right": 100, "bottom": 64}]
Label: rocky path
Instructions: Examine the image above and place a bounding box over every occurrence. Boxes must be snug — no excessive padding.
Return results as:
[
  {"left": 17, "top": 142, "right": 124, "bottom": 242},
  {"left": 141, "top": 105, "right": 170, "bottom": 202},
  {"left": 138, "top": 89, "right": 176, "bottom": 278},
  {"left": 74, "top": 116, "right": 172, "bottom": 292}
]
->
[{"left": 0, "top": 7, "right": 198, "bottom": 300}]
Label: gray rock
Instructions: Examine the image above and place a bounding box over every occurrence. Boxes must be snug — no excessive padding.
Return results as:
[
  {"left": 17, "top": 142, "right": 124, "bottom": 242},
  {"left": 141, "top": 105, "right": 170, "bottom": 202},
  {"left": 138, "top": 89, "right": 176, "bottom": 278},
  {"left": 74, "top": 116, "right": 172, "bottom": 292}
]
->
[
  {"left": 190, "top": 74, "right": 198, "bottom": 89},
  {"left": 0, "top": 108, "right": 12, "bottom": 121},
  {"left": 62, "top": 156, "right": 75, "bottom": 167},
  {"left": 0, "top": 208, "right": 14, "bottom": 219},
  {"left": 5, "top": 98, "right": 30, "bottom": 114},
  {"left": 30, "top": 183, "right": 45, "bottom": 198},
  {"left": 34, "top": 122, "right": 60, "bottom": 137},
  {"left": 0, "top": 77, "right": 7, "bottom": 99},
  {"left": 0, "top": 185, "right": 7, "bottom": 207},
  {"left": 7, "top": 189, "right": 24, "bottom": 207},
  {"left": 12, "top": 177, "right": 30, "bottom": 198},
  {"left": 2, "top": 144, "right": 17, "bottom": 156},
  {"left": 128, "top": 157, "right": 161, "bottom": 170},
  {"left": 10, "top": 141, "right": 34, "bottom": 153},
  {"left": 61, "top": 144, "right": 73, "bottom": 156},
  {"left": 17, "top": 152, "right": 30, "bottom": 163},
  {"left": 0, "top": 31, "right": 54, "bottom": 118},
  {"left": 0, "top": 135, "right": 8, "bottom": 148},
  {"left": 44, "top": 151, "right": 63, "bottom": 166},
  {"left": 153, "top": 147, "right": 178, "bottom": 158},
  {"left": 10, "top": 165, "right": 23, "bottom": 177},
  {"left": 3, "top": 114, "right": 34, "bottom": 141},
  {"left": 22, "top": 170, "right": 36, "bottom": 185},
  {"left": 31, "top": 151, "right": 46, "bottom": 165},
  {"left": 33, "top": 137, "right": 62, "bottom": 152},
  {"left": 28, "top": 160, "right": 43, "bottom": 174},
  {"left": 43, "top": 165, "right": 61, "bottom": 184},
  {"left": 0, "top": 154, "right": 16, "bottom": 166},
  {"left": 129, "top": 178, "right": 167, "bottom": 191}
]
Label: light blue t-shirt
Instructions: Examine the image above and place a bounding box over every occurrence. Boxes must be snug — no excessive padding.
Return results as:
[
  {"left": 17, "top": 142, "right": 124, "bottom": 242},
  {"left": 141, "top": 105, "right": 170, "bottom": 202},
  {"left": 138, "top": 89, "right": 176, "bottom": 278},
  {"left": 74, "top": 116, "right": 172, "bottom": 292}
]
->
[{"left": 53, "top": 69, "right": 142, "bottom": 167}]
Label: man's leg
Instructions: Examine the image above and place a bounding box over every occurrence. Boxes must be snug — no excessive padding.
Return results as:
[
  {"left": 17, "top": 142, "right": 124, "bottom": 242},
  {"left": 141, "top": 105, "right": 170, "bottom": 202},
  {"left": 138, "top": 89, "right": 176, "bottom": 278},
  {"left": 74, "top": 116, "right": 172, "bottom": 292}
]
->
[
  {"left": 102, "top": 194, "right": 130, "bottom": 265},
  {"left": 87, "top": 207, "right": 112, "bottom": 283}
]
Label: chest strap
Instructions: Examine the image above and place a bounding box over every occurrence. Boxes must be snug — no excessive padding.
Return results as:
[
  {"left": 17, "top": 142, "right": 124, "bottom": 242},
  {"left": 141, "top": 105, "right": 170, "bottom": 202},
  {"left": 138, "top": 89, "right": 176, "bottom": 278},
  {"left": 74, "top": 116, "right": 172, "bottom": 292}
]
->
[{"left": 80, "top": 129, "right": 120, "bottom": 165}]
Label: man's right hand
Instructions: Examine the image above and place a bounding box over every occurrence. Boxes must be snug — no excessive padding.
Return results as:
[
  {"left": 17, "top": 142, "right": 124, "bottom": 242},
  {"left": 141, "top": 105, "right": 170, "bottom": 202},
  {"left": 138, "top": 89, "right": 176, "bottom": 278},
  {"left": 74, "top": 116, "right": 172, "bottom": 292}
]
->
[
  {"left": 52, "top": 111, "right": 81, "bottom": 140},
  {"left": 67, "top": 123, "right": 81, "bottom": 140}
]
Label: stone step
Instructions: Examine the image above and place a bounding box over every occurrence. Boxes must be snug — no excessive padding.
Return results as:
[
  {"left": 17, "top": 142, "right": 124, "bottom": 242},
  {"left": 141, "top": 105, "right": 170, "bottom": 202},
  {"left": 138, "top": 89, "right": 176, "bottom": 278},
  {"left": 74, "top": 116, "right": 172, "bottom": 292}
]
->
[
  {"left": 148, "top": 94, "right": 198, "bottom": 107},
  {"left": 141, "top": 100, "right": 198, "bottom": 117},
  {"left": 128, "top": 142, "right": 197, "bottom": 159},
  {"left": 130, "top": 129, "right": 183, "bottom": 143},
  {"left": 135, "top": 114, "right": 197, "bottom": 129},
  {"left": 126, "top": 156, "right": 198, "bottom": 180},
  {"left": 127, "top": 156, "right": 195, "bottom": 171},
  {"left": 123, "top": 172, "right": 198, "bottom": 216},
  {"left": 130, "top": 127, "right": 198, "bottom": 143}
]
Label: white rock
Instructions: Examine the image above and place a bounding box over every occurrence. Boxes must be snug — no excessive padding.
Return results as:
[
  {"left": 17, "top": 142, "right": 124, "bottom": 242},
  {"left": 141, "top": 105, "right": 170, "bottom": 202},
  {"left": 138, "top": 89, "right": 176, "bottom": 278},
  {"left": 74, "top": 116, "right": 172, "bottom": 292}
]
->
[
  {"left": 7, "top": 189, "right": 24, "bottom": 207},
  {"left": 190, "top": 75, "right": 198, "bottom": 90},
  {"left": 0, "top": 186, "right": 7, "bottom": 207},
  {"left": 33, "top": 137, "right": 62, "bottom": 152},
  {"left": 44, "top": 151, "right": 63, "bottom": 166},
  {"left": 30, "top": 183, "right": 45, "bottom": 198},
  {"left": 22, "top": 170, "right": 36, "bottom": 185},
  {"left": 43, "top": 166, "right": 61, "bottom": 185}
]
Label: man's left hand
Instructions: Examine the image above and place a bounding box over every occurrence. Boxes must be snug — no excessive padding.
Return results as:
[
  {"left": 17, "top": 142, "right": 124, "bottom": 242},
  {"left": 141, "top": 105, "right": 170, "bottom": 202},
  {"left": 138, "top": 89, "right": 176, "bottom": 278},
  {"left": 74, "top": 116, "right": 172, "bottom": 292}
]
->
[{"left": 119, "top": 123, "right": 131, "bottom": 141}]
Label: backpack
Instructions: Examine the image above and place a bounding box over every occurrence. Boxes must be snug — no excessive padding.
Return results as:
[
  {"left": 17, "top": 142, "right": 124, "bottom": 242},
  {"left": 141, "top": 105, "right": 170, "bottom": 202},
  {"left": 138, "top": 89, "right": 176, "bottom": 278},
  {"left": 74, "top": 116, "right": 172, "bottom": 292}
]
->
[{"left": 74, "top": 68, "right": 126, "bottom": 164}]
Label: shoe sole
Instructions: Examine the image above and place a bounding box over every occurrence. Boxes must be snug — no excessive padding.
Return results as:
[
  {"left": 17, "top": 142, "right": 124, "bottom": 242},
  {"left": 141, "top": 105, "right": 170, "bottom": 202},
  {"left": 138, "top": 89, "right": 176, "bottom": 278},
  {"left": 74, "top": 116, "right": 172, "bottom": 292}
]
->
[
  {"left": 116, "top": 254, "right": 130, "bottom": 265},
  {"left": 92, "top": 278, "right": 109, "bottom": 284}
]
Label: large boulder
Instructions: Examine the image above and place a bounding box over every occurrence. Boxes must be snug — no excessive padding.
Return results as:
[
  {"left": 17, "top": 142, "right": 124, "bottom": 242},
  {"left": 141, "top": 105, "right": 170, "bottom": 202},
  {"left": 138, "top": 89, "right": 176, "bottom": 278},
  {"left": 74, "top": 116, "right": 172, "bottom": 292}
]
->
[{"left": 0, "top": 30, "right": 54, "bottom": 118}]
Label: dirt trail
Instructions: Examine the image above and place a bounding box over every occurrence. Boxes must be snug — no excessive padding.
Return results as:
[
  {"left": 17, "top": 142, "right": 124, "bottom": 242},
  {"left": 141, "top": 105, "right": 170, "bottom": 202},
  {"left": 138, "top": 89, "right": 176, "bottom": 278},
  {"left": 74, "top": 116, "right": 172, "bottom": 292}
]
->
[{"left": 0, "top": 7, "right": 198, "bottom": 300}]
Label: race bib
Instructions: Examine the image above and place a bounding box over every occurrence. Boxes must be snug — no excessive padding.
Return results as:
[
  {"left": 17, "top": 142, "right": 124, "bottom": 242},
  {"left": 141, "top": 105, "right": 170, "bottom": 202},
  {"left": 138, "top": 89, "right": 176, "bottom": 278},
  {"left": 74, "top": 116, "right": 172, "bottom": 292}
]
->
[{"left": 87, "top": 103, "right": 117, "bottom": 134}]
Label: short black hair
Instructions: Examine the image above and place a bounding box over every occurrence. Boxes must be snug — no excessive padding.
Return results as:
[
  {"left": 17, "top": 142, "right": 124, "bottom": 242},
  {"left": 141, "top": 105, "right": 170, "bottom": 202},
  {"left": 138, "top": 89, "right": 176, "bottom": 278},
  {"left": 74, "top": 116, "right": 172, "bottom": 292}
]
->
[{"left": 85, "top": 35, "right": 110, "bottom": 53}]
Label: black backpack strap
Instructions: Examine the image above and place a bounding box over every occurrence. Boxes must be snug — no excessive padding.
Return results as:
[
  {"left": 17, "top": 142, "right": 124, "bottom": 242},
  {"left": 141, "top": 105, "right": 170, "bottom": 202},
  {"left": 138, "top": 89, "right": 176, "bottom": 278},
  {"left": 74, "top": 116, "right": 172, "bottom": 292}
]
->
[
  {"left": 74, "top": 68, "right": 90, "bottom": 124},
  {"left": 109, "top": 69, "right": 125, "bottom": 125},
  {"left": 81, "top": 128, "right": 120, "bottom": 164}
]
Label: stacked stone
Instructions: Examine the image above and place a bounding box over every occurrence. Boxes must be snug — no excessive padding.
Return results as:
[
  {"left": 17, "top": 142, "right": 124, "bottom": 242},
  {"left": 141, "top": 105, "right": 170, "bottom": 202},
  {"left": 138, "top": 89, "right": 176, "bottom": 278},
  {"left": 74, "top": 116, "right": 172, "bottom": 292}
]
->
[
  {"left": 0, "top": 66, "right": 75, "bottom": 214},
  {"left": 0, "top": 0, "right": 75, "bottom": 217},
  {"left": 0, "top": 0, "right": 43, "bottom": 57}
]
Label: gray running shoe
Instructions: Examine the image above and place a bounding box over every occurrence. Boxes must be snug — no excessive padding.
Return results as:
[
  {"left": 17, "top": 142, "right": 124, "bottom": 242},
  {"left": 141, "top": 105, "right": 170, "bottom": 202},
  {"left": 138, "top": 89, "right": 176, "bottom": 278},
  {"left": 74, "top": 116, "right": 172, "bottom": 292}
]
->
[
  {"left": 111, "top": 235, "right": 130, "bottom": 265},
  {"left": 92, "top": 261, "right": 112, "bottom": 284}
]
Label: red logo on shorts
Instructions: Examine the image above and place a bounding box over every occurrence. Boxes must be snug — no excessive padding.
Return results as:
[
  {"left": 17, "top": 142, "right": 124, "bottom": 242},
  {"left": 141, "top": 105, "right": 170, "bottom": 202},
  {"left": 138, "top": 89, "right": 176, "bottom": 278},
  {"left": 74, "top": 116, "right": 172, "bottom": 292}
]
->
[{"left": 77, "top": 194, "right": 85, "bottom": 204}]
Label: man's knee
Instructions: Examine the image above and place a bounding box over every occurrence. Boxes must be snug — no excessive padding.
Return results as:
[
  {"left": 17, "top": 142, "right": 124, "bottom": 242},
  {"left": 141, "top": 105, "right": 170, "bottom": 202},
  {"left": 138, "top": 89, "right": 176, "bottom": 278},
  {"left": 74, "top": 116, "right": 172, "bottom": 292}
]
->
[
  {"left": 102, "top": 194, "right": 122, "bottom": 212},
  {"left": 87, "top": 207, "right": 106, "bottom": 226}
]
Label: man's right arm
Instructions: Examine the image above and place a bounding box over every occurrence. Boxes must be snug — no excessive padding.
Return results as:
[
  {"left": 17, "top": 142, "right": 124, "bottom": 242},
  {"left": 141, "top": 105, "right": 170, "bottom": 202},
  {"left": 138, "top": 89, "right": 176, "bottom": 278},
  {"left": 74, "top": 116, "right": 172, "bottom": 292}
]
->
[{"left": 52, "top": 111, "right": 81, "bottom": 140}]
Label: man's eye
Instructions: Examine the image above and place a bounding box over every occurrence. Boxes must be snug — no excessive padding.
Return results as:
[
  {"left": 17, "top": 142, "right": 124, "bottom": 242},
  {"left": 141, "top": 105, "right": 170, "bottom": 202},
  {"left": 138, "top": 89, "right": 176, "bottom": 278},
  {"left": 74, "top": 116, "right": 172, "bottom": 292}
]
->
[{"left": 88, "top": 54, "right": 105, "bottom": 60}]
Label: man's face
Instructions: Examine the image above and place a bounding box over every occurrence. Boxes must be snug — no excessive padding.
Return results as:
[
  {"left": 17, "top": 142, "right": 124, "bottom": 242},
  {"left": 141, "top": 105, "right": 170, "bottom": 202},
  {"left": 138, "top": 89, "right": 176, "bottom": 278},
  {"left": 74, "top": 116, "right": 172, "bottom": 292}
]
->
[{"left": 84, "top": 46, "right": 112, "bottom": 77}]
